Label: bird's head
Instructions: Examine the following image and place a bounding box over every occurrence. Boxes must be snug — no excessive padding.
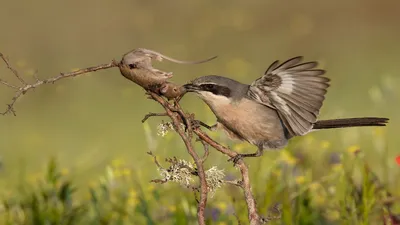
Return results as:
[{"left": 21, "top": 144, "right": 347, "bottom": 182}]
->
[{"left": 183, "top": 75, "right": 248, "bottom": 105}]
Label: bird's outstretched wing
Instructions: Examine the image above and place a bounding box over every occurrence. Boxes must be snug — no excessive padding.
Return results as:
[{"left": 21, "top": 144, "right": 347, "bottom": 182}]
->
[{"left": 247, "top": 56, "right": 330, "bottom": 136}]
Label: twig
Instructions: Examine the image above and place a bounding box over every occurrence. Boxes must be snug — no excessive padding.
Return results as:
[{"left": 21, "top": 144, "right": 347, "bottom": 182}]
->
[
  {"left": 193, "top": 129, "right": 264, "bottom": 225},
  {"left": 142, "top": 112, "right": 168, "bottom": 123},
  {"left": 197, "top": 138, "right": 210, "bottom": 163},
  {"left": 0, "top": 52, "right": 119, "bottom": 115},
  {"left": 224, "top": 180, "right": 243, "bottom": 187},
  {"left": 0, "top": 53, "right": 26, "bottom": 85},
  {"left": 147, "top": 151, "right": 162, "bottom": 169},
  {"left": 147, "top": 91, "right": 209, "bottom": 225}
]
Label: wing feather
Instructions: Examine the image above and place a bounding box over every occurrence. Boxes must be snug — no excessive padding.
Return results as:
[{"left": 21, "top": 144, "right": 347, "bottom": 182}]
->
[{"left": 248, "top": 56, "right": 330, "bottom": 136}]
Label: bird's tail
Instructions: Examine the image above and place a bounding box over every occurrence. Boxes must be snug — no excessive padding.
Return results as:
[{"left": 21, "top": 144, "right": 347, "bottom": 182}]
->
[{"left": 313, "top": 117, "right": 389, "bottom": 130}]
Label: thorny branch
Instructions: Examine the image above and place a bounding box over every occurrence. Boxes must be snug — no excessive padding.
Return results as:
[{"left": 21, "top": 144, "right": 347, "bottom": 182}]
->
[{"left": 0, "top": 52, "right": 119, "bottom": 115}]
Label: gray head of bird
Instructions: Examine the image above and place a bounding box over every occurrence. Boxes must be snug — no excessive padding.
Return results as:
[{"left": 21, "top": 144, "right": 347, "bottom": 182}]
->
[{"left": 183, "top": 75, "right": 249, "bottom": 104}]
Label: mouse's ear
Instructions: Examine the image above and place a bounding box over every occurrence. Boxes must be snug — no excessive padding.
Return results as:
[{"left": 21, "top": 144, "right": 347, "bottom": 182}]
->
[{"left": 160, "top": 84, "right": 169, "bottom": 94}]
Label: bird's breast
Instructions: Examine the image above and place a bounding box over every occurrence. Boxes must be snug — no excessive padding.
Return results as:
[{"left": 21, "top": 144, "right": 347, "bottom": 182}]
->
[{"left": 209, "top": 98, "right": 286, "bottom": 146}]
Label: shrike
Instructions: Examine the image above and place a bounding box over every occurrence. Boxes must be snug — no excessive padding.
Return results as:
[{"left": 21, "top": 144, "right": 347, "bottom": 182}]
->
[{"left": 183, "top": 56, "right": 389, "bottom": 162}]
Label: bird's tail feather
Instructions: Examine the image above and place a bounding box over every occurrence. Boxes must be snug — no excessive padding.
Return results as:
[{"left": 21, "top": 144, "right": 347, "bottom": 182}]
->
[{"left": 313, "top": 117, "right": 389, "bottom": 130}]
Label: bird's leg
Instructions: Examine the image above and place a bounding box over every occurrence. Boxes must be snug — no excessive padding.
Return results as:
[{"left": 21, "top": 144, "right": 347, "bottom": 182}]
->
[
  {"left": 228, "top": 147, "right": 264, "bottom": 165},
  {"left": 191, "top": 120, "right": 217, "bottom": 131}
]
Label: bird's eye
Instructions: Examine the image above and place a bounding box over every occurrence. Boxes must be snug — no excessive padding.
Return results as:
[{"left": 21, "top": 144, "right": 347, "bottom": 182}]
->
[
  {"left": 128, "top": 64, "right": 137, "bottom": 69},
  {"left": 203, "top": 84, "right": 215, "bottom": 89}
]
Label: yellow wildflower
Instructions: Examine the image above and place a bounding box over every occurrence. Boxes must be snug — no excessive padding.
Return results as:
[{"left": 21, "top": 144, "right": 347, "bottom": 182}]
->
[
  {"left": 61, "top": 168, "right": 69, "bottom": 176},
  {"left": 168, "top": 205, "right": 176, "bottom": 213},
  {"left": 279, "top": 150, "right": 297, "bottom": 165},
  {"left": 216, "top": 202, "right": 227, "bottom": 212},
  {"left": 295, "top": 176, "right": 306, "bottom": 185},
  {"left": 111, "top": 159, "right": 125, "bottom": 168},
  {"left": 332, "top": 164, "right": 343, "bottom": 172},
  {"left": 347, "top": 145, "right": 360, "bottom": 155},
  {"left": 127, "top": 197, "right": 138, "bottom": 207},
  {"left": 272, "top": 169, "right": 281, "bottom": 177}
]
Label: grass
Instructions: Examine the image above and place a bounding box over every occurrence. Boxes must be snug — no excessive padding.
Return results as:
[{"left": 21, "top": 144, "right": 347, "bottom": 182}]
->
[{"left": 1, "top": 131, "right": 398, "bottom": 224}]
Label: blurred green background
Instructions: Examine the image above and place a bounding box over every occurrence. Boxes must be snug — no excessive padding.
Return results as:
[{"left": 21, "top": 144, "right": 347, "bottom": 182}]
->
[{"left": 0, "top": 0, "right": 399, "bottom": 224}]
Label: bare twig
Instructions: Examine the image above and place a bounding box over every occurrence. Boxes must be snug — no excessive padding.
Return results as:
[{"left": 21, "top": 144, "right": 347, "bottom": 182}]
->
[
  {"left": 142, "top": 112, "right": 168, "bottom": 123},
  {"left": 197, "top": 138, "right": 210, "bottom": 163},
  {"left": 147, "top": 151, "right": 162, "bottom": 169},
  {"left": 0, "top": 52, "right": 119, "bottom": 115},
  {"left": 0, "top": 53, "right": 26, "bottom": 85},
  {"left": 224, "top": 180, "right": 243, "bottom": 187}
]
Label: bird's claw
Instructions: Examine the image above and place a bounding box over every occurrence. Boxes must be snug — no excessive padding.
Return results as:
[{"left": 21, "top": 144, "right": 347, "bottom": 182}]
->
[
  {"left": 184, "top": 119, "right": 201, "bottom": 132},
  {"left": 190, "top": 120, "right": 202, "bottom": 129},
  {"left": 228, "top": 154, "right": 243, "bottom": 165}
]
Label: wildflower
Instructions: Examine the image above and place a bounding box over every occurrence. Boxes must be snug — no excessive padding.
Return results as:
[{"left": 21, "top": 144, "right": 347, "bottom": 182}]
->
[
  {"left": 295, "top": 176, "right": 306, "bottom": 185},
  {"left": 347, "top": 145, "right": 360, "bottom": 155},
  {"left": 216, "top": 202, "right": 227, "bottom": 212},
  {"left": 168, "top": 205, "right": 176, "bottom": 212},
  {"left": 127, "top": 196, "right": 138, "bottom": 207},
  {"left": 111, "top": 159, "right": 125, "bottom": 168},
  {"left": 272, "top": 169, "right": 282, "bottom": 177},
  {"left": 61, "top": 168, "right": 69, "bottom": 176},
  {"left": 279, "top": 150, "right": 297, "bottom": 165},
  {"left": 396, "top": 156, "right": 400, "bottom": 166},
  {"left": 332, "top": 164, "right": 343, "bottom": 172}
]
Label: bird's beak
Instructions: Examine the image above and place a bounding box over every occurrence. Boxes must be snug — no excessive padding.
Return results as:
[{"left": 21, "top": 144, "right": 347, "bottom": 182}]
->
[{"left": 183, "top": 83, "right": 201, "bottom": 92}]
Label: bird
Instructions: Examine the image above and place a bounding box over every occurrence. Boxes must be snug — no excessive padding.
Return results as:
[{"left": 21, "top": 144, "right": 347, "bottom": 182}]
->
[
  {"left": 182, "top": 56, "right": 389, "bottom": 163},
  {"left": 119, "top": 48, "right": 217, "bottom": 89}
]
